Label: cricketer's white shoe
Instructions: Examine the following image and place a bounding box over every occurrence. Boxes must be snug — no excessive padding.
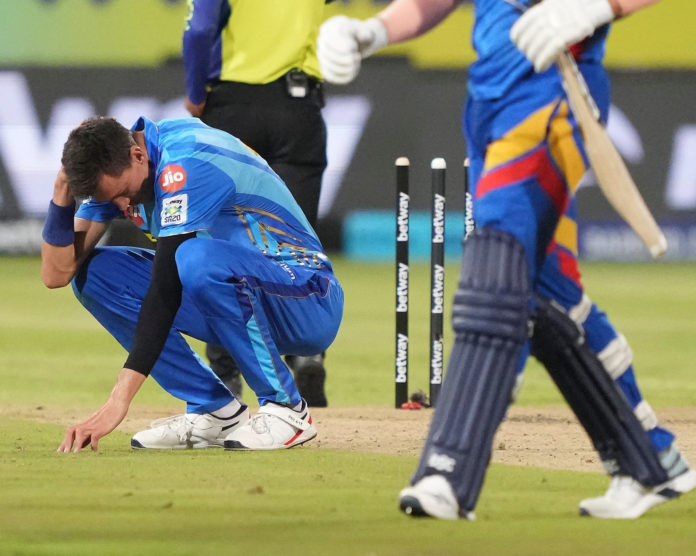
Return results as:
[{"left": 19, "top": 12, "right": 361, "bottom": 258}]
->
[
  {"left": 131, "top": 404, "right": 250, "bottom": 450},
  {"left": 224, "top": 399, "right": 317, "bottom": 450},
  {"left": 399, "top": 475, "right": 475, "bottom": 521},
  {"left": 579, "top": 469, "right": 696, "bottom": 519}
]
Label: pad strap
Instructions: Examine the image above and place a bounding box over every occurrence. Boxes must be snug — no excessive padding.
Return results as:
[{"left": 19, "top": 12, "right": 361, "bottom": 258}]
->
[{"left": 260, "top": 401, "right": 311, "bottom": 431}]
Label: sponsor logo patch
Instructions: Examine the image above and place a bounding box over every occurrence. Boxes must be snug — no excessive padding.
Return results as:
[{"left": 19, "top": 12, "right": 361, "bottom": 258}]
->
[
  {"left": 396, "top": 333, "right": 408, "bottom": 383},
  {"left": 161, "top": 194, "right": 187, "bottom": 227},
  {"left": 430, "top": 338, "right": 443, "bottom": 385},
  {"left": 431, "top": 264, "right": 444, "bottom": 314},
  {"left": 432, "top": 193, "right": 445, "bottom": 242},
  {"left": 159, "top": 163, "right": 187, "bottom": 193},
  {"left": 396, "top": 262, "right": 408, "bottom": 312},
  {"left": 396, "top": 192, "right": 409, "bottom": 241}
]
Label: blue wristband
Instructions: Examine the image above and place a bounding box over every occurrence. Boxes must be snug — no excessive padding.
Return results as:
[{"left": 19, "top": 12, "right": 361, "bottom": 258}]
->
[{"left": 42, "top": 200, "right": 76, "bottom": 246}]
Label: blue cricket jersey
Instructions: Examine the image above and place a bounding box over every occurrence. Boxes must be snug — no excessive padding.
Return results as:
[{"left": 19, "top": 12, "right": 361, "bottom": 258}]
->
[
  {"left": 469, "top": 0, "right": 610, "bottom": 100},
  {"left": 76, "top": 117, "right": 330, "bottom": 271}
]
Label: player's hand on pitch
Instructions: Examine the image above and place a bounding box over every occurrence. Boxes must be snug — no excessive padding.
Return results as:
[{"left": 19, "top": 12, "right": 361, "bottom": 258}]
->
[
  {"left": 317, "top": 16, "right": 388, "bottom": 84},
  {"left": 510, "top": 0, "right": 614, "bottom": 72},
  {"left": 57, "top": 397, "right": 129, "bottom": 452}
]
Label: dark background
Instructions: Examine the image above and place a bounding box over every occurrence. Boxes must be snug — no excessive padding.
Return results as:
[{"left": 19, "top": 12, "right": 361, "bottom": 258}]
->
[{"left": 1, "top": 60, "right": 694, "bottom": 259}]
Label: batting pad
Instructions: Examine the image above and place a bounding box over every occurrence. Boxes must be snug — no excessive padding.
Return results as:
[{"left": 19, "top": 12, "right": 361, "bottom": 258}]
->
[
  {"left": 531, "top": 295, "right": 668, "bottom": 487},
  {"left": 412, "top": 228, "right": 531, "bottom": 513}
]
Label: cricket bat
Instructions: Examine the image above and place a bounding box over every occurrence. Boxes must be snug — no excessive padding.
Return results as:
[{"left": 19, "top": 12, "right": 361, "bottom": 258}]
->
[{"left": 556, "top": 51, "right": 667, "bottom": 258}]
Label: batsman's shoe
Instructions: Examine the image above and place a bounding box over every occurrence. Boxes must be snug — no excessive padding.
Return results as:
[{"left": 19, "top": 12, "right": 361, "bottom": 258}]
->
[
  {"left": 579, "top": 469, "right": 696, "bottom": 519},
  {"left": 224, "top": 400, "right": 317, "bottom": 450},
  {"left": 399, "top": 475, "right": 475, "bottom": 521},
  {"left": 131, "top": 405, "right": 250, "bottom": 450}
]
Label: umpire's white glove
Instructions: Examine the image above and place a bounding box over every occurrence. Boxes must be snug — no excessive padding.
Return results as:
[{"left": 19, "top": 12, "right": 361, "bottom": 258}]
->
[
  {"left": 317, "top": 16, "right": 389, "bottom": 84},
  {"left": 510, "top": 0, "right": 615, "bottom": 72}
]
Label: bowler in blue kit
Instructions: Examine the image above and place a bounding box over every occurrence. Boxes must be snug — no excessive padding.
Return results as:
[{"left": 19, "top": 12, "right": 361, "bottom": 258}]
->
[{"left": 42, "top": 116, "right": 343, "bottom": 452}]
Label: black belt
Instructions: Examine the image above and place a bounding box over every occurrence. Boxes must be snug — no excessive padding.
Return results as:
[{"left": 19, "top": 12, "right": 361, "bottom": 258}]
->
[{"left": 207, "top": 71, "right": 324, "bottom": 107}]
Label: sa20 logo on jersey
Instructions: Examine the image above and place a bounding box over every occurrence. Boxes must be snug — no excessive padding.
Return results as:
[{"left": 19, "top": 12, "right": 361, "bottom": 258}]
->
[
  {"left": 159, "top": 164, "right": 187, "bottom": 193},
  {"left": 161, "top": 194, "right": 188, "bottom": 227}
]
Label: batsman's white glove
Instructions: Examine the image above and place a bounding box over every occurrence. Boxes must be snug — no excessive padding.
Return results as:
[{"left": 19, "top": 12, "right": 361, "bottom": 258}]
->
[
  {"left": 510, "top": 0, "right": 614, "bottom": 72},
  {"left": 317, "top": 16, "right": 389, "bottom": 84}
]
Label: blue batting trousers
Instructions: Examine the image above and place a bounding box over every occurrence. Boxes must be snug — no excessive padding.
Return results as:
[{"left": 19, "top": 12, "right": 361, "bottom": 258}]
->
[{"left": 72, "top": 241, "right": 343, "bottom": 412}]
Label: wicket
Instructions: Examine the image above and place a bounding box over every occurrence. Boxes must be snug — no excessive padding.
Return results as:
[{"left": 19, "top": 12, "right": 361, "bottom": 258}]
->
[
  {"left": 394, "top": 157, "right": 472, "bottom": 409},
  {"left": 394, "top": 157, "right": 410, "bottom": 408},
  {"left": 429, "top": 158, "right": 446, "bottom": 408}
]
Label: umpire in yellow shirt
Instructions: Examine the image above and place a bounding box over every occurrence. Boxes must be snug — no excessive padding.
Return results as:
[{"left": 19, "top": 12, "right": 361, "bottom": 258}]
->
[{"left": 183, "top": 0, "right": 334, "bottom": 406}]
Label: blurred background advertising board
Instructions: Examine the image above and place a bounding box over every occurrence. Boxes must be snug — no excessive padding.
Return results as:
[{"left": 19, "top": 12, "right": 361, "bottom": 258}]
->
[{"left": 1, "top": 0, "right": 694, "bottom": 260}]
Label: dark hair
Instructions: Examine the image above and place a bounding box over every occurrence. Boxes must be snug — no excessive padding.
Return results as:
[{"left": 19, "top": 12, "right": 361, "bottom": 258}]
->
[{"left": 61, "top": 117, "right": 134, "bottom": 199}]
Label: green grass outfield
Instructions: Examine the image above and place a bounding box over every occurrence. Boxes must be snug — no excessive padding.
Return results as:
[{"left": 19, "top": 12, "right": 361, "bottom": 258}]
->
[{"left": 1, "top": 256, "right": 695, "bottom": 555}]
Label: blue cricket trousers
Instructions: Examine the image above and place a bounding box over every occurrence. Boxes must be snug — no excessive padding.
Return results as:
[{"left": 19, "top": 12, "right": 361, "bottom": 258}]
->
[{"left": 72, "top": 238, "right": 344, "bottom": 412}]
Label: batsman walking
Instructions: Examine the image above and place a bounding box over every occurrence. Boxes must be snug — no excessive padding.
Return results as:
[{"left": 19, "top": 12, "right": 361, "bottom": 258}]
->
[{"left": 318, "top": 0, "right": 696, "bottom": 519}]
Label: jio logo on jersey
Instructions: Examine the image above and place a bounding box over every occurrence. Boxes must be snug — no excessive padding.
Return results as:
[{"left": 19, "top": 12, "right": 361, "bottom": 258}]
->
[{"left": 159, "top": 164, "right": 187, "bottom": 193}]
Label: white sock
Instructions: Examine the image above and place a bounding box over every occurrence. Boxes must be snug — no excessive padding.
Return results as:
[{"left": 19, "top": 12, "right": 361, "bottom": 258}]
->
[{"left": 210, "top": 399, "right": 244, "bottom": 419}]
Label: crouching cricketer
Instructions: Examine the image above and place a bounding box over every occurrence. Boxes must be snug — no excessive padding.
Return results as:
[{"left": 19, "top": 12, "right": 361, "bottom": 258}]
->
[{"left": 41, "top": 116, "right": 343, "bottom": 452}]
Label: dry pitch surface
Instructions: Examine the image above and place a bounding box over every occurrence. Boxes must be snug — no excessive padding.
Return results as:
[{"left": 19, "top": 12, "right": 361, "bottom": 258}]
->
[
  {"left": 7, "top": 404, "right": 696, "bottom": 472},
  {"left": 311, "top": 406, "right": 696, "bottom": 472}
]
